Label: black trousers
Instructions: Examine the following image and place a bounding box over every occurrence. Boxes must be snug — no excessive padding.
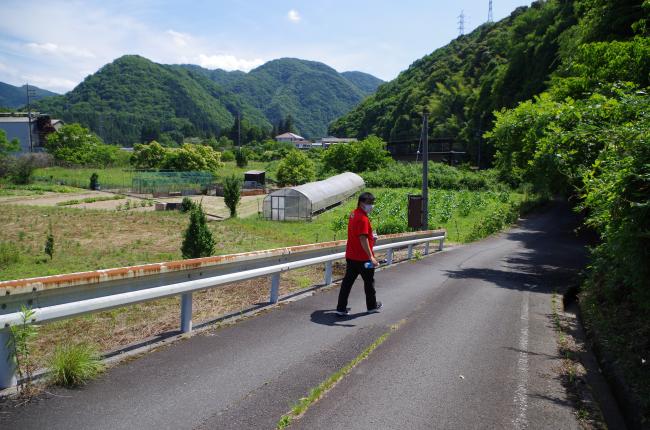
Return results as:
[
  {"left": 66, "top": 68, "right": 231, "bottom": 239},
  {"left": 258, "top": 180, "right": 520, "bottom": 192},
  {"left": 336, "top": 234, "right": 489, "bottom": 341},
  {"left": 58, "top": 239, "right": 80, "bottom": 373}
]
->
[{"left": 336, "top": 259, "right": 377, "bottom": 312}]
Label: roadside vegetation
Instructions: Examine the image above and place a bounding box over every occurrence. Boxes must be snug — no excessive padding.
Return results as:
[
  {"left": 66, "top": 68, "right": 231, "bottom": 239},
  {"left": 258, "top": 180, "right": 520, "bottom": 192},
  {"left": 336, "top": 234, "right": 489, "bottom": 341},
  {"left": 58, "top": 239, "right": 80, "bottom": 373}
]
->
[{"left": 48, "top": 343, "right": 105, "bottom": 387}]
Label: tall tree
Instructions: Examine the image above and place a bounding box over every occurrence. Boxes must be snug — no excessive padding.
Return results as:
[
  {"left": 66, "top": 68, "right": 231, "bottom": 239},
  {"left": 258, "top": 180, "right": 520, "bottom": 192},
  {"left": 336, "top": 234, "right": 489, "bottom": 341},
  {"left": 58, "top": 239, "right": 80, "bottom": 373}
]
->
[{"left": 181, "top": 205, "right": 215, "bottom": 259}]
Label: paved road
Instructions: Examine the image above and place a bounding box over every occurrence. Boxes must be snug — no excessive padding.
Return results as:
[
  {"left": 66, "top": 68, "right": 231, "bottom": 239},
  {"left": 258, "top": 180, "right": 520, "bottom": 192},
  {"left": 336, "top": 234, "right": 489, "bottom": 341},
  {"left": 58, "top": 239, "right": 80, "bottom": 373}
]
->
[{"left": 0, "top": 203, "right": 587, "bottom": 429}]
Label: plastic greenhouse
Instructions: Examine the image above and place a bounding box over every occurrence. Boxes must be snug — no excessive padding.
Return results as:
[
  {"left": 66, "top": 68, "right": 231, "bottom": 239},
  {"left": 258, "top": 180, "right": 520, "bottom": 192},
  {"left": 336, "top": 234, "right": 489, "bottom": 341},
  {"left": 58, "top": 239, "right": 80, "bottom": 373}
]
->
[{"left": 263, "top": 172, "right": 365, "bottom": 221}]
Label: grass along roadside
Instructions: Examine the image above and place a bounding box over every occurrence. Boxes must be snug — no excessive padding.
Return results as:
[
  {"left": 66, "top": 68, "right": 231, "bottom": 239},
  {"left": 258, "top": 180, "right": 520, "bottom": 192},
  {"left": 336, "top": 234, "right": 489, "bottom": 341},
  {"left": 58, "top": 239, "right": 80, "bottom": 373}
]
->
[
  {"left": 551, "top": 292, "right": 606, "bottom": 429},
  {"left": 277, "top": 327, "right": 396, "bottom": 429}
]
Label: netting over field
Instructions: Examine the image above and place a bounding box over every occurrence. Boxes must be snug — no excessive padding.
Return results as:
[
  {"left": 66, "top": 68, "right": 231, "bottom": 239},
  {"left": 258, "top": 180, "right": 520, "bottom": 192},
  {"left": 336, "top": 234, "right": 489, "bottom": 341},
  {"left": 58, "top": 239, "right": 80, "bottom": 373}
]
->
[{"left": 132, "top": 171, "right": 214, "bottom": 194}]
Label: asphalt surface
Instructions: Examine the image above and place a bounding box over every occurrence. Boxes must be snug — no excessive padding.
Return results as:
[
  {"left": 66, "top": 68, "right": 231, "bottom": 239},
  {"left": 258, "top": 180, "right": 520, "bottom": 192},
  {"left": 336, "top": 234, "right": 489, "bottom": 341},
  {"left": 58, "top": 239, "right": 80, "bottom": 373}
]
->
[{"left": 0, "top": 203, "right": 588, "bottom": 429}]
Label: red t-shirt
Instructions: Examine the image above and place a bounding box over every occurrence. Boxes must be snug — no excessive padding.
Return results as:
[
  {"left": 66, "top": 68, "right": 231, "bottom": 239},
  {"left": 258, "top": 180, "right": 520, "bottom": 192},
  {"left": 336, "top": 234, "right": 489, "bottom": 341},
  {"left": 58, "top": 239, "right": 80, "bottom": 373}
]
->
[{"left": 345, "top": 207, "right": 374, "bottom": 261}]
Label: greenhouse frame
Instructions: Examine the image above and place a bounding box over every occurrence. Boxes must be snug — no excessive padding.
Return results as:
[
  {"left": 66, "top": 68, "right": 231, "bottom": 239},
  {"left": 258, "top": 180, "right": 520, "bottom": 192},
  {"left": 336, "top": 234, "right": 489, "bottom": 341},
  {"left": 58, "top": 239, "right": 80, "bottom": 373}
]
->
[{"left": 263, "top": 172, "right": 365, "bottom": 221}]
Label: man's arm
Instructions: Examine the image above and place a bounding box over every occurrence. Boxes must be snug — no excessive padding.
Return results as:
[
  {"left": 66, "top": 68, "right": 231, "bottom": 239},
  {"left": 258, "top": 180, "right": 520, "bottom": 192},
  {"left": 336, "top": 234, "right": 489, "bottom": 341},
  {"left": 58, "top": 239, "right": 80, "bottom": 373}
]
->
[{"left": 359, "top": 234, "right": 379, "bottom": 267}]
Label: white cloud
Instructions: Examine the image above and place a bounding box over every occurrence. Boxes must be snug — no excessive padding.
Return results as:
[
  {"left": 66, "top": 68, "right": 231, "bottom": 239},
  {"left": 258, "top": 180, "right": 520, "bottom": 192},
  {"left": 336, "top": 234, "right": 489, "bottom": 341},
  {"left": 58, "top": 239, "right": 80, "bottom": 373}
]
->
[
  {"left": 166, "top": 30, "right": 192, "bottom": 48},
  {"left": 26, "top": 42, "right": 95, "bottom": 58},
  {"left": 288, "top": 9, "right": 301, "bottom": 23},
  {"left": 24, "top": 75, "right": 78, "bottom": 93},
  {"left": 196, "top": 54, "right": 264, "bottom": 71}
]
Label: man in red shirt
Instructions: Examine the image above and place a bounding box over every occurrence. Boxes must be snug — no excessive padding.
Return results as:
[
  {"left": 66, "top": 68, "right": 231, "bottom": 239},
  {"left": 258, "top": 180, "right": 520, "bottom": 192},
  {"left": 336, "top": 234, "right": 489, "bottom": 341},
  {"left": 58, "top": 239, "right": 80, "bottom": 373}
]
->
[{"left": 336, "top": 192, "right": 383, "bottom": 316}]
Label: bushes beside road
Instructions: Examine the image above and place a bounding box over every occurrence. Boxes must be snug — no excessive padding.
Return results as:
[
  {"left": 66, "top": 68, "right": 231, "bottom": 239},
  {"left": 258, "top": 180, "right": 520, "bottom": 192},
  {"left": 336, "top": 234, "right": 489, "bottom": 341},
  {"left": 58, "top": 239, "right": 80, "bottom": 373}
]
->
[{"left": 361, "top": 162, "right": 503, "bottom": 191}]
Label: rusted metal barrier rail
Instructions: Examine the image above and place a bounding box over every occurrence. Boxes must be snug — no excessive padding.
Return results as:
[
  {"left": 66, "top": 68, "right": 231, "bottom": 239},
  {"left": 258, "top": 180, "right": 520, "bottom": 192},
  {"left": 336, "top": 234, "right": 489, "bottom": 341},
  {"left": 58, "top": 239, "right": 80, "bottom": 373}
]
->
[{"left": 0, "top": 230, "right": 445, "bottom": 388}]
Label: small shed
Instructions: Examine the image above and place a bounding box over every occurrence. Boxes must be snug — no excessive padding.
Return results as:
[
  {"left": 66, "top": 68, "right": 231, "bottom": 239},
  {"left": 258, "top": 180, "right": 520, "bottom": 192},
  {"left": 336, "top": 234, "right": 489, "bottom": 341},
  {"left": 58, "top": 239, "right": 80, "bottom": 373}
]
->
[
  {"left": 263, "top": 172, "right": 365, "bottom": 221},
  {"left": 244, "top": 170, "right": 265, "bottom": 188}
]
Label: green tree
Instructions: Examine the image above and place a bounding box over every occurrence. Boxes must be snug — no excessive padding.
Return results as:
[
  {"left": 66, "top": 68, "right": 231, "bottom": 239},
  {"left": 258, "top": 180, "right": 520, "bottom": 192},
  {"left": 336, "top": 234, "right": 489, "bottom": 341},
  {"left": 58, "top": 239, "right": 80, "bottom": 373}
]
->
[
  {"left": 130, "top": 141, "right": 166, "bottom": 169},
  {"left": 276, "top": 150, "right": 315, "bottom": 186},
  {"left": 46, "top": 123, "right": 120, "bottom": 167},
  {"left": 223, "top": 174, "right": 242, "bottom": 217},
  {"left": 0, "top": 129, "right": 20, "bottom": 157},
  {"left": 322, "top": 143, "right": 357, "bottom": 173},
  {"left": 221, "top": 150, "right": 235, "bottom": 162},
  {"left": 354, "top": 136, "right": 392, "bottom": 172},
  {"left": 181, "top": 205, "right": 215, "bottom": 259},
  {"left": 162, "top": 143, "right": 223, "bottom": 173},
  {"left": 235, "top": 148, "right": 248, "bottom": 168}
]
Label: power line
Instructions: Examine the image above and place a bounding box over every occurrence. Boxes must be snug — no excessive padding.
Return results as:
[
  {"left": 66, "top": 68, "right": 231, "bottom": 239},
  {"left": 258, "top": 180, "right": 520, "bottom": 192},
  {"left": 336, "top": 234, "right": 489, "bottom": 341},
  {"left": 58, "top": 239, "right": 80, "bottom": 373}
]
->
[
  {"left": 488, "top": 0, "right": 494, "bottom": 23},
  {"left": 458, "top": 10, "right": 465, "bottom": 36}
]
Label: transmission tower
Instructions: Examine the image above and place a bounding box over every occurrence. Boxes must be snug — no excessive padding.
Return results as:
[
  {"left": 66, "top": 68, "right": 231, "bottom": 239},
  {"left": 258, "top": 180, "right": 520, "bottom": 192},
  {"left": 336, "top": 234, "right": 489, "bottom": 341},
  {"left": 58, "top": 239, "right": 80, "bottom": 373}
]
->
[
  {"left": 488, "top": 0, "right": 494, "bottom": 23},
  {"left": 458, "top": 10, "right": 465, "bottom": 36}
]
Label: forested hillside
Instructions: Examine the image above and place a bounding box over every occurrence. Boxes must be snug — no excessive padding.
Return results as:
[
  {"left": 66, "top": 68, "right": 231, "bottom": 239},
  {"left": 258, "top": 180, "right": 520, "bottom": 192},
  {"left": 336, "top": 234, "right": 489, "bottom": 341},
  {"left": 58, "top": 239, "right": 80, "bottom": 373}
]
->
[
  {"left": 34, "top": 56, "right": 382, "bottom": 145},
  {"left": 340, "top": 71, "right": 384, "bottom": 94},
  {"left": 0, "top": 82, "right": 57, "bottom": 108},
  {"left": 330, "top": 1, "right": 579, "bottom": 165}
]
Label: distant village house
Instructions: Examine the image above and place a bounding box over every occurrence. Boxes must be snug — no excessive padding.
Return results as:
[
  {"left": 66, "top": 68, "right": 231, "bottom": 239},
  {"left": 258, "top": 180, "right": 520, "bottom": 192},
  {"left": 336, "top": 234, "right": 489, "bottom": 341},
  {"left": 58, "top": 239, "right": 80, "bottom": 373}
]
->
[
  {"left": 275, "top": 132, "right": 356, "bottom": 150},
  {"left": 274, "top": 132, "right": 312, "bottom": 149}
]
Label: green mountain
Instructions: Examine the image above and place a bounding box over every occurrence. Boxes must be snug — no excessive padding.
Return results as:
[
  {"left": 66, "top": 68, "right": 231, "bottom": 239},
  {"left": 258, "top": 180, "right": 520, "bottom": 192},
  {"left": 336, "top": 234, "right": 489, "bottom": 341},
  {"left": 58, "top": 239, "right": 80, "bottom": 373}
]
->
[
  {"left": 180, "top": 58, "right": 383, "bottom": 138},
  {"left": 330, "top": 1, "right": 582, "bottom": 165},
  {"left": 0, "top": 82, "right": 57, "bottom": 108},
  {"left": 35, "top": 56, "right": 383, "bottom": 145},
  {"left": 340, "top": 71, "right": 384, "bottom": 94},
  {"left": 35, "top": 55, "right": 271, "bottom": 145}
]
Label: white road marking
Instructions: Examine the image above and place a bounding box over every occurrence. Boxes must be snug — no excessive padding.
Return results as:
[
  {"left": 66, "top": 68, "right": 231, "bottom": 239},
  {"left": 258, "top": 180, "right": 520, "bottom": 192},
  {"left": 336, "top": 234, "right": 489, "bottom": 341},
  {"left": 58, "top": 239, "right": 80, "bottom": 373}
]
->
[{"left": 513, "top": 291, "right": 530, "bottom": 429}]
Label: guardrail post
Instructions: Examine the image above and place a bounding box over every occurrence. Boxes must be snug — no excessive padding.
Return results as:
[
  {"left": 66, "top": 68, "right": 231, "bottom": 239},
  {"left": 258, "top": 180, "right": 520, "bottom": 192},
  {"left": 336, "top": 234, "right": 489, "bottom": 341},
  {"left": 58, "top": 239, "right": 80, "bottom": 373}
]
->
[
  {"left": 407, "top": 244, "right": 413, "bottom": 259},
  {"left": 269, "top": 273, "right": 280, "bottom": 304},
  {"left": 438, "top": 237, "right": 445, "bottom": 251},
  {"left": 180, "top": 293, "right": 193, "bottom": 333},
  {"left": 0, "top": 328, "right": 17, "bottom": 389},
  {"left": 424, "top": 242, "right": 430, "bottom": 255},
  {"left": 386, "top": 248, "right": 394, "bottom": 265},
  {"left": 324, "top": 261, "right": 333, "bottom": 285}
]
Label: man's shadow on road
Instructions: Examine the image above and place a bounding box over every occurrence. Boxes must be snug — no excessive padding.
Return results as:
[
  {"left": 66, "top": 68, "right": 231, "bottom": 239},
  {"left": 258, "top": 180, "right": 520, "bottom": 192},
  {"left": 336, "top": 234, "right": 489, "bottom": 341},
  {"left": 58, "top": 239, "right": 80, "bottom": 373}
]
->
[{"left": 310, "top": 309, "right": 366, "bottom": 327}]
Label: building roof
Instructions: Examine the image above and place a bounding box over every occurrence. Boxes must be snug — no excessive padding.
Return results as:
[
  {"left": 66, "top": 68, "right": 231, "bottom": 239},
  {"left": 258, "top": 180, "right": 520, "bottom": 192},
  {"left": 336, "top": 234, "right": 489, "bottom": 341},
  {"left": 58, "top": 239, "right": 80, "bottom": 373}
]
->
[
  {"left": 0, "top": 115, "right": 62, "bottom": 124},
  {"left": 0, "top": 117, "right": 31, "bottom": 123},
  {"left": 275, "top": 132, "right": 305, "bottom": 140},
  {"left": 245, "top": 170, "right": 265, "bottom": 175},
  {"left": 319, "top": 136, "right": 357, "bottom": 143},
  {"left": 292, "top": 172, "right": 365, "bottom": 213}
]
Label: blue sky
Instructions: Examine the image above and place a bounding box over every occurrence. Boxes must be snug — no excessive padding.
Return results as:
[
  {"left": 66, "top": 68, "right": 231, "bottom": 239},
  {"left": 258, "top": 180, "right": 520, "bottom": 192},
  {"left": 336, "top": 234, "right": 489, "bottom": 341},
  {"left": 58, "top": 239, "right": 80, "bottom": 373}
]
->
[{"left": 0, "top": 0, "right": 532, "bottom": 93}]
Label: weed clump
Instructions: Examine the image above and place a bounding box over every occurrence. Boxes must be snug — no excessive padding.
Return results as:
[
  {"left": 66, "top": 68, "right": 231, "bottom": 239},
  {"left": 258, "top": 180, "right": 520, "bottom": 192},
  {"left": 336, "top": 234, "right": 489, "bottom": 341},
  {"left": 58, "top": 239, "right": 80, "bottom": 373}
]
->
[{"left": 48, "top": 343, "right": 105, "bottom": 387}]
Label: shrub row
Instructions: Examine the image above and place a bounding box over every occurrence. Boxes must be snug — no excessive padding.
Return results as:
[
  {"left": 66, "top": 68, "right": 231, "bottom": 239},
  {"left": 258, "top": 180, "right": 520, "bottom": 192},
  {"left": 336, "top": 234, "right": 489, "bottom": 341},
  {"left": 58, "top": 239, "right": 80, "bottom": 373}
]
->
[{"left": 361, "top": 163, "right": 503, "bottom": 191}]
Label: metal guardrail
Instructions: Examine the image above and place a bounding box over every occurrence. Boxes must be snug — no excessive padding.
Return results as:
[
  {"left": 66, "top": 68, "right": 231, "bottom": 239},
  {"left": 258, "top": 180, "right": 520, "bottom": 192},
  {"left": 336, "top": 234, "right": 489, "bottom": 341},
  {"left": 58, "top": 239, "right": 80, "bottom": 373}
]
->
[{"left": 0, "top": 231, "right": 445, "bottom": 389}]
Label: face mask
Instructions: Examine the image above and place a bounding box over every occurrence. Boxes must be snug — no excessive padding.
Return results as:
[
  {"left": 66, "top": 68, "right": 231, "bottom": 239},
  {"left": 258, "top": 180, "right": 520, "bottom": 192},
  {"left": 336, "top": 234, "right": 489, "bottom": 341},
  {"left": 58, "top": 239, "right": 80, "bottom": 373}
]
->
[{"left": 362, "top": 203, "right": 374, "bottom": 214}]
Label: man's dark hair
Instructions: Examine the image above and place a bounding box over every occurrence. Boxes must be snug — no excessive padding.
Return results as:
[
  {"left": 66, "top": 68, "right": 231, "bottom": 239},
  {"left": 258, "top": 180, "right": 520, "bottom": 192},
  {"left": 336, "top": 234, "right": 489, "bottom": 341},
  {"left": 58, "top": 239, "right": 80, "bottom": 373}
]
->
[{"left": 358, "top": 192, "right": 375, "bottom": 205}]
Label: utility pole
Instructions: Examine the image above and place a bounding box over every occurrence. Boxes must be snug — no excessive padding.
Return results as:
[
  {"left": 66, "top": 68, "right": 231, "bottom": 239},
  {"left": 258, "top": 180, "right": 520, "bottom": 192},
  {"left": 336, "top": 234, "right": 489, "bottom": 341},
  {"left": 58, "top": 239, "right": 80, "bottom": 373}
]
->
[
  {"left": 26, "top": 83, "right": 36, "bottom": 153},
  {"left": 458, "top": 10, "right": 465, "bottom": 36},
  {"left": 422, "top": 108, "right": 429, "bottom": 230},
  {"left": 488, "top": 0, "right": 494, "bottom": 23},
  {"left": 477, "top": 116, "right": 482, "bottom": 169},
  {"left": 237, "top": 111, "right": 241, "bottom": 148}
]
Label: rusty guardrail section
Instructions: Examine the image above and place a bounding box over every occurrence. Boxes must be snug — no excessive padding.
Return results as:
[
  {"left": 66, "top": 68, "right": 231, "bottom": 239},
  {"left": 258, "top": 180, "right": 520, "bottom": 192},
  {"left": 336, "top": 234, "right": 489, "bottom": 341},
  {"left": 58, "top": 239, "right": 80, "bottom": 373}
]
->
[
  {"left": 0, "top": 230, "right": 444, "bottom": 312},
  {"left": 0, "top": 229, "right": 446, "bottom": 388}
]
